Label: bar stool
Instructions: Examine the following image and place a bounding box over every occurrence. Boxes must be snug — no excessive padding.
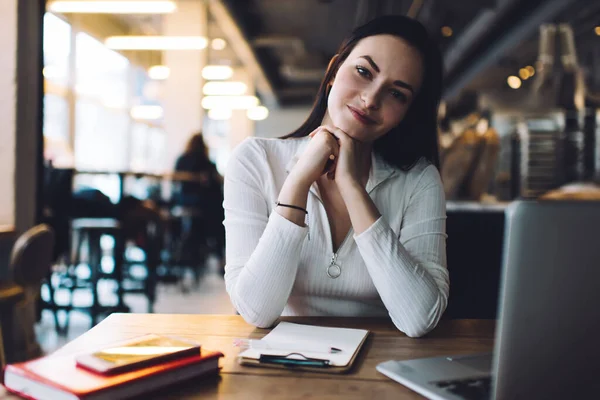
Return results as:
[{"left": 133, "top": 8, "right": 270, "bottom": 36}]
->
[
  {"left": 119, "top": 212, "right": 162, "bottom": 314},
  {"left": 163, "top": 205, "right": 208, "bottom": 290},
  {"left": 62, "top": 218, "right": 129, "bottom": 328}
]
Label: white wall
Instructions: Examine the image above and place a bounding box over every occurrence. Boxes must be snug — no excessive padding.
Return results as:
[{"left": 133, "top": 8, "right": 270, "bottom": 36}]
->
[
  {"left": 227, "top": 68, "right": 255, "bottom": 150},
  {"left": 254, "top": 106, "right": 311, "bottom": 139},
  {"left": 163, "top": 1, "right": 207, "bottom": 170},
  {"left": 0, "top": 0, "right": 17, "bottom": 226}
]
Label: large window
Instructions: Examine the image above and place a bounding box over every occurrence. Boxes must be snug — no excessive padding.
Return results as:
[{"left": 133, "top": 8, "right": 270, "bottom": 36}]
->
[
  {"left": 146, "top": 127, "right": 167, "bottom": 174},
  {"left": 43, "top": 13, "right": 71, "bottom": 142},
  {"left": 43, "top": 94, "right": 69, "bottom": 141},
  {"left": 129, "top": 123, "right": 167, "bottom": 174},
  {"left": 75, "top": 32, "right": 129, "bottom": 108},
  {"left": 74, "top": 100, "right": 131, "bottom": 171},
  {"left": 43, "top": 13, "right": 70, "bottom": 89},
  {"left": 74, "top": 32, "right": 131, "bottom": 172},
  {"left": 129, "top": 122, "right": 150, "bottom": 172},
  {"left": 42, "top": 12, "right": 169, "bottom": 203}
]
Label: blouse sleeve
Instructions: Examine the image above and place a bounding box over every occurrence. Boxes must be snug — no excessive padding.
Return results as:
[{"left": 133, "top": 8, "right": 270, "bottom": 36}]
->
[
  {"left": 223, "top": 139, "right": 308, "bottom": 327},
  {"left": 354, "top": 164, "right": 449, "bottom": 337}
]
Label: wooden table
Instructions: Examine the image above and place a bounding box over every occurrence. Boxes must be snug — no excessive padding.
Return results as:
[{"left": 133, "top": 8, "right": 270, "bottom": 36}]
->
[
  {"left": 1, "top": 315, "right": 496, "bottom": 399},
  {"left": 0, "top": 226, "right": 15, "bottom": 235},
  {"left": 74, "top": 170, "right": 210, "bottom": 203}
]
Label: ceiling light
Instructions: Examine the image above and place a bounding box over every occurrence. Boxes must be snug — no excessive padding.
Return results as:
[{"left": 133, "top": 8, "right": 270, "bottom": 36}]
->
[
  {"left": 208, "top": 108, "right": 232, "bottom": 120},
  {"left": 42, "top": 66, "right": 62, "bottom": 79},
  {"left": 519, "top": 68, "right": 530, "bottom": 80},
  {"left": 148, "top": 65, "right": 170, "bottom": 80},
  {"left": 507, "top": 76, "right": 522, "bottom": 89},
  {"left": 48, "top": 1, "right": 176, "bottom": 14},
  {"left": 525, "top": 65, "right": 535, "bottom": 76},
  {"left": 202, "top": 65, "right": 233, "bottom": 80},
  {"left": 247, "top": 106, "right": 269, "bottom": 121},
  {"left": 203, "top": 81, "right": 247, "bottom": 96},
  {"left": 441, "top": 26, "right": 453, "bottom": 37},
  {"left": 130, "top": 105, "right": 163, "bottom": 120},
  {"left": 105, "top": 36, "right": 207, "bottom": 50},
  {"left": 211, "top": 38, "right": 227, "bottom": 50},
  {"left": 201, "top": 96, "right": 259, "bottom": 110}
]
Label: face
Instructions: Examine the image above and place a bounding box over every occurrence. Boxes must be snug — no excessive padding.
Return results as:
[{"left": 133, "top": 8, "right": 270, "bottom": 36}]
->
[{"left": 324, "top": 34, "right": 424, "bottom": 142}]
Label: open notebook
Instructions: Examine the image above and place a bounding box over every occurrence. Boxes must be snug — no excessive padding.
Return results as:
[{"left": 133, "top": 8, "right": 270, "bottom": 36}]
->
[{"left": 237, "top": 322, "right": 370, "bottom": 373}]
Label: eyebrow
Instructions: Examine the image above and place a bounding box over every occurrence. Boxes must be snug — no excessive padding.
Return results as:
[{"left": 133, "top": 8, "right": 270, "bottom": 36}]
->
[{"left": 359, "top": 55, "right": 415, "bottom": 94}]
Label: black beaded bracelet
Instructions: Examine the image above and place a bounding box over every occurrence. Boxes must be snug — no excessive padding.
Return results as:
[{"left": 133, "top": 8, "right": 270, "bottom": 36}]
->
[{"left": 275, "top": 201, "right": 308, "bottom": 214}]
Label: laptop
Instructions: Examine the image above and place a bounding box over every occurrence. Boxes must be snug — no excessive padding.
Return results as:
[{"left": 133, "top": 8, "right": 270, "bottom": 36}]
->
[{"left": 377, "top": 200, "right": 600, "bottom": 399}]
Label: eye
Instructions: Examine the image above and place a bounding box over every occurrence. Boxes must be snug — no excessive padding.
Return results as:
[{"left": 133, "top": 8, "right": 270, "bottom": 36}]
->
[
  {"left": 356, "top": 66, "right": 372, "bottom": 79},
  {"left": 390, "top": 89, "right": 408, "bottom": 103}
]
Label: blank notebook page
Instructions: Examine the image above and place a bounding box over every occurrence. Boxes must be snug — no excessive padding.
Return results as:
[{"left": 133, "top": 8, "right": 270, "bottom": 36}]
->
[{"left": 238, "top": 322, "right": 369, "bottom": 366}]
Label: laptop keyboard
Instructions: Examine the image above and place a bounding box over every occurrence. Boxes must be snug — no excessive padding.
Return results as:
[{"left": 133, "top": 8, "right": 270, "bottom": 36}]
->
[{"left": 432, "top": 376, "right": 491, "bottom": 400}]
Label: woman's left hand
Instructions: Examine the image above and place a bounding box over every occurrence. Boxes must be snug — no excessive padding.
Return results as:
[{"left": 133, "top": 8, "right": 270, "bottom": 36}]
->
[
  {"left": 309, "top": 126, "right": 370, "bottom": 189},
  {"left": 327, "top": 128, "right": 367, "bottom": 187},
  {"left": 314, "top": 127, "right": 381, "bottom": 234}
]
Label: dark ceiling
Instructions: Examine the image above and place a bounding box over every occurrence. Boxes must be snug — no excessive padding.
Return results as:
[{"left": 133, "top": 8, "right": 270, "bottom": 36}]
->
[{"left": 221, "top": 0, "right": 600, "bottom": 109}]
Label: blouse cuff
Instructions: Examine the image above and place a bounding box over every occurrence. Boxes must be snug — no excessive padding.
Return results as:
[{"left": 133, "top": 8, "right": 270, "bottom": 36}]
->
[
  {"left": 353, "top": 215, "right": 387, "bottom": 243},
  {"left": 267, "top": 209, "right": 309, "bottom": 242}
]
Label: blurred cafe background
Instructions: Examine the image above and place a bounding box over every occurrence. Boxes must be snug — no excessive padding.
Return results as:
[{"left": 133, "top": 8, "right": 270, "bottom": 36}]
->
[{"left": 0, "top": 0, "right": 599, "bottom": 366}]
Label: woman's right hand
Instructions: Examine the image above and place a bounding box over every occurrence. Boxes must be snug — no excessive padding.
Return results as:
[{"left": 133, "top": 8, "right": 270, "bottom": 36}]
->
[
  {"left": 277, "top": 126, "right": 338, "bottom": 226},
  {"left": 288, "top": 126, "right": 340, "bottom": 188}
]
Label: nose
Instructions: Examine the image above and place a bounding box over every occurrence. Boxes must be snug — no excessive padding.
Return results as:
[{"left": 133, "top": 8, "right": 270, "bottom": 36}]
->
[{"left": 361, "top": 87, "right": 380, "bottom": 110}]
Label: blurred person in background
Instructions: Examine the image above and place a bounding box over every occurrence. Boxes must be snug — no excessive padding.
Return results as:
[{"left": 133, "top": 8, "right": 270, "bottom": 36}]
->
[
  {"left": 223, "top": 15, "right": 448, "bottom": 337},
  {"left": 172, "top": 132, "right": 225, "bottom": 268}
]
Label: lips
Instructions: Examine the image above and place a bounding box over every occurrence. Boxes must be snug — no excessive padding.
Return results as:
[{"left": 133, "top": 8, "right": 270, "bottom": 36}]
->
[{"left": 347, "top": 105, "right": 376, "bottom": 125}]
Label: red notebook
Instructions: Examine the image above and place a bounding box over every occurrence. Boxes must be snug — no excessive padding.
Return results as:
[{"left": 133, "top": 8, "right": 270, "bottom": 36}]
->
[{"left": 2, "top": 350, "right": 223, "bottom": 400}]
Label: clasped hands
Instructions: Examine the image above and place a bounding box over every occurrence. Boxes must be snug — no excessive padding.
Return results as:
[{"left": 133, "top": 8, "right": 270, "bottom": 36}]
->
[{"left": 289, "top": 125, "right": 366, "bottom": 191}]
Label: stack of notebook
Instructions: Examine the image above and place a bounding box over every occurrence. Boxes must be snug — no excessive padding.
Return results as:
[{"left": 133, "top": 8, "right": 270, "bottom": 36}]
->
[{"left": 3, "top": 348, "right": 223, "bottom": 399}]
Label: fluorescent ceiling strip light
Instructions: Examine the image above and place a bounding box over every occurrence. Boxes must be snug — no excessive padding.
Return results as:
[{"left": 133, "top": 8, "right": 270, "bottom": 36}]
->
[
  {"left": 48, "top": 1, "right": 177, "bottom": 14},
  {"left": 247, "top": 106, "right": 269, "bottom": 121},
  {"left": 202, "top": 96, "right": 259, "bottom": 110},
  {"left": 203, "top": 82, "right": 247, "bottom": 96},
  {"left": 211, "top": 38, "right": 227, "bottom": 50},
  {"left": 148, "top": 65, "right": 170, "bottom": 80},
  {"left": 202, "top": 65, "right": 233, "bottom": 80},
  {"left": 105, "top": 36, "right": 207, "bottom": 50}
]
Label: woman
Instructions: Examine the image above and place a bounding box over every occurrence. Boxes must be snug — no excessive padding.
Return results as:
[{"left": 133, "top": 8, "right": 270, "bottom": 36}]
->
[
  {"left": 223, "top": 15, "right": 448, "bottom": 337},
  {"left": 174, "top": 133, "right": 222, "bottom": 206},
  {"left": 173, "top": 132, "right": 225, "bottom": 263}
]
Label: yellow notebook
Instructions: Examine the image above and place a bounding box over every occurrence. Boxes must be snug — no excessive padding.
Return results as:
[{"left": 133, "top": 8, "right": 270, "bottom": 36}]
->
[{"left": 237, "top": 322, "right": 370, "bottom": 374}]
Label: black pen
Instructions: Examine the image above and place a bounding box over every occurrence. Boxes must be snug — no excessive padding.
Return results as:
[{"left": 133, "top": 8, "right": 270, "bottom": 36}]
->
[{"left": 259, "top": 354, "right": 331, "bottom": 367}]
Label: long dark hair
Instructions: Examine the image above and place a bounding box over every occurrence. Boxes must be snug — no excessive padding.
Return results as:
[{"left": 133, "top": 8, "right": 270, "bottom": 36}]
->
[
  {"left": 184, "top": 132, "right": 210, "bottom": 163},
  {"left": 282, "top": 15, "right": 443, "bottom": 171}
]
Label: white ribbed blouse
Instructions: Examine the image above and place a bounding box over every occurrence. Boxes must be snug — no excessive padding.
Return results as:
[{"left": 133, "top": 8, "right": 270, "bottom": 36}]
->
[{"left": 223, "top": 136, "right": 449, "bottom": 337}]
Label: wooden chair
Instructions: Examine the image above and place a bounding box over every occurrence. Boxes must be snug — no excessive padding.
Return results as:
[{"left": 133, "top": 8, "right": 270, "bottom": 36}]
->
[{"left": 0, "top": 224, "right": 55, "bottom": 377}]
